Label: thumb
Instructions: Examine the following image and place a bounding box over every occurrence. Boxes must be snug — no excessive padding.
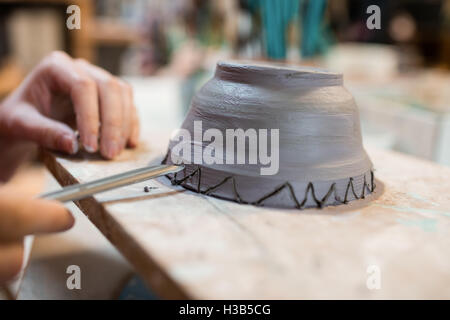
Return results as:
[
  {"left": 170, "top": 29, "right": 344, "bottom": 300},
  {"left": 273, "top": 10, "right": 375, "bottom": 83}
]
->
[
  {"left": 0, "top": 186, "right": 75, "bottom": 241},
  {"left": 8, "top": 104, "right": 78, "bottom": 154}
]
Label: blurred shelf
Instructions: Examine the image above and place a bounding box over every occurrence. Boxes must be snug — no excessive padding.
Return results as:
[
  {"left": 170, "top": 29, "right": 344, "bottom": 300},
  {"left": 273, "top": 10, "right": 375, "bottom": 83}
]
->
[
  {"left": 90, "top": 18, "right": 142, "bottom": 46},
  {"left": 0, "top": 60, "right": 24, "bottom": 98},
  {"left": 0, "top": 0, "right": 142, "bottom": 64}
]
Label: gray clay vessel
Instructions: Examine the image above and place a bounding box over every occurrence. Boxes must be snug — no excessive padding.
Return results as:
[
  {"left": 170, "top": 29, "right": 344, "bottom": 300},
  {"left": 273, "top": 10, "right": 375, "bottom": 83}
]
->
[{"left": 164, "top": 61, "right": 374, "bottom": 209}]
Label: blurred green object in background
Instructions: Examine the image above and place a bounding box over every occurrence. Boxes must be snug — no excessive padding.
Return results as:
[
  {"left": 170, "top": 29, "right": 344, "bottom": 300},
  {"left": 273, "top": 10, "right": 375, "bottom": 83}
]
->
[
  {"left": 300, "top": 0, "right": 329, "bottom": 57},
  {"left": 248, "top": 0, "right": 329, "bottom": 60},
  {"left": 249, "top": 0, "right": 300, "bottom": 59}
]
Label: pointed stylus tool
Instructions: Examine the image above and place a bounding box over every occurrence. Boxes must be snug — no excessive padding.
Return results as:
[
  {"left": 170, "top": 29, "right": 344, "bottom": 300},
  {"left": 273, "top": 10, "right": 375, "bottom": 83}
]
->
[{"left": 39, "top": 164, "right": 184, "bottom": 202}]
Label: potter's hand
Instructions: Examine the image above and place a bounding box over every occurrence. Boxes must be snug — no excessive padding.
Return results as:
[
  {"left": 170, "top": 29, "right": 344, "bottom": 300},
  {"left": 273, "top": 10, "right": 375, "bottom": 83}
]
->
[
  {"left": 0, "top": 185, "right": 74, "bottom": 285},
  {"left": 0, "top": 51, "right": 139, "bottom": 159}
]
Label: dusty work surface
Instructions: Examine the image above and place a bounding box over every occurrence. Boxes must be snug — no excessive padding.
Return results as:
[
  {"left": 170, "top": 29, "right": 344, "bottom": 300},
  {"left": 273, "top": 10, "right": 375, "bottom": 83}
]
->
[{"left": 41, "top": 139, "right": 450, "bottom": 299}]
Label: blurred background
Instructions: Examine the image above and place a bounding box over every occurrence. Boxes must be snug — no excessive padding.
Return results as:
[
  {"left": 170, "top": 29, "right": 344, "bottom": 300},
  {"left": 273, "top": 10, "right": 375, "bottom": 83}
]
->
[{"left": 1, "top": 0, "right": 450, "bottom": 166}]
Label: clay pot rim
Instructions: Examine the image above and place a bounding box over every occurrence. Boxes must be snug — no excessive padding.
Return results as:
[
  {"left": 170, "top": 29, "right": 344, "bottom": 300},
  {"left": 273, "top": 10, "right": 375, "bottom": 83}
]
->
[{"left": 216, "top": 60, "right": 343, "bottom": 86}]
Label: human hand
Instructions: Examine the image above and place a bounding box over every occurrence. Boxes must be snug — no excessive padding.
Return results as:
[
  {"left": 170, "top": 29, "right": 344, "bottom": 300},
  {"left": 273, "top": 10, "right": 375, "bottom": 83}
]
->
[
  {"left": 0, "top": 185, "right": 74, "bottom": 285},
  {"left": 0, "top": 51, "right": 139, "bottom": 159}
]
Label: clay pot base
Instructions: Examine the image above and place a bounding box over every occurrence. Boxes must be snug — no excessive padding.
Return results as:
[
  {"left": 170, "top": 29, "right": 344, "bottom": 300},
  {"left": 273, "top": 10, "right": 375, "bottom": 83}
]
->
[{"left": 162, "top": 157, "right": 375, "bottom": 209}]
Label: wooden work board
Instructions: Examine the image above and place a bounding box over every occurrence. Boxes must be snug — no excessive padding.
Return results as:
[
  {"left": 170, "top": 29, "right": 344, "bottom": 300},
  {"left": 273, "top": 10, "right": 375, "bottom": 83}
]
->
[{"left": 41, "top": 134, "right": 450, "bottom": 299}]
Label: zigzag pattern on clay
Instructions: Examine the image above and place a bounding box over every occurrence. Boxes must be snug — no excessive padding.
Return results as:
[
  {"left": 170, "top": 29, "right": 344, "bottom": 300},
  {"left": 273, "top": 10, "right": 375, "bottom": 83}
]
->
[{"left": 162, "top": 155, "right": 376, "bottom": 209}]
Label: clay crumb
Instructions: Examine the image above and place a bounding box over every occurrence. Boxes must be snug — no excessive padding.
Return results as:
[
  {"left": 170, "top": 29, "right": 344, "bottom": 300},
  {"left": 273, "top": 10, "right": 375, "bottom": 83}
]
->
[{"left": 144, "top": 186, "right": 158, "bottom": 193}]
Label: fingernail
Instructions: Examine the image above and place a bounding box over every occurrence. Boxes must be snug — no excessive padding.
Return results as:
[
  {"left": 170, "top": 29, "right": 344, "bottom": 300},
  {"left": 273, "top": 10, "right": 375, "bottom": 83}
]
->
[
  {"left": 84, "top": 134, "right": 98, "bottom": 153},
  {"left": 71, "top": 139, "right": 79, "bottom": 154},
  {"left": 63, "top": 134, "right": 78, "bottom": 154},
  {"left": 106, "top": 141, "right": 120, "bottom": 159}
]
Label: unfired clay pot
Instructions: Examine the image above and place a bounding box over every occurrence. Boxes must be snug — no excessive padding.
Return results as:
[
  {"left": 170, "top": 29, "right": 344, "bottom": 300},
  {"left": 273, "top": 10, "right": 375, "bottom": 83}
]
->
[{"left": 163, "top": 61, "right": 374, "bottom": 209}]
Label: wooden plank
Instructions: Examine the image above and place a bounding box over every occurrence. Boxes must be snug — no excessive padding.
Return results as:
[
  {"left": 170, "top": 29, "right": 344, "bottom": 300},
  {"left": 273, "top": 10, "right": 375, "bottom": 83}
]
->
[{"left": 41, "top": 137, "right": 450, "bottom": 299}]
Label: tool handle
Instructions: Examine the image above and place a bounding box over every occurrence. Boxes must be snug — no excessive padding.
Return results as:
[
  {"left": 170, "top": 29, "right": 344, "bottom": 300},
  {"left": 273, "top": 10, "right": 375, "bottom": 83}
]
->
[{"left": 39, "top": 164, "right": 183, "bottom": 202}]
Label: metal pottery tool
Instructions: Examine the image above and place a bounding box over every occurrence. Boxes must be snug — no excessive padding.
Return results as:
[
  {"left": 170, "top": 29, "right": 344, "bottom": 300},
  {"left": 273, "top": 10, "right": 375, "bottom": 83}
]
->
[{"left": 40, "top": 164, "right": 184, "bottom": 202}]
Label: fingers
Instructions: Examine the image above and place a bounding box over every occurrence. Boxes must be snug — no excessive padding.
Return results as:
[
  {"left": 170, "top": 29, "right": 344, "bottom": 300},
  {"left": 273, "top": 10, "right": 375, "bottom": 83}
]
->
[
  {"left": 99, "top": 81, "right": 123, "bottom": 159},
  {"left": 78, "top": 62, "right": 124, "bottom": 159},
  {"left": 119, "top": 83, "right": 139, "bottom": 148},
  {"left": 71, "top": 77, "right": 100, "bottom": 153},
  {"left": 0, "top": 186, "right": 74, "bottom": 242},
  {"left": 121, "top": 84, "right": 132, "bottom": 149},
  {"left": 19, "top": 51, "right": 138, "bottom": 159},
  {"left": 7, "top": 103, "right": 78, "bottom": 154},
  {"left": 128, "top": 93, "right": 140, "bottom": 148},
  {"left": 120, "top": 82, "right": 139, "bottom": 148},
  {"left": 0, "top": 241, "right": 23, "bottom": 284},
  {"left": 34, "top": 51, "right": 100, "bottom": 153},
  {"left": 75, "top": 60, "right": 138, "bottom": 159}
]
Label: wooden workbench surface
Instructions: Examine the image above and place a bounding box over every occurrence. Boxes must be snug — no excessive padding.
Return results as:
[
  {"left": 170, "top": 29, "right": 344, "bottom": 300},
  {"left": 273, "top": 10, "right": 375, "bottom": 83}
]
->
[
  {"left": 41, "top": 140, "right": 450, "bottom": 299},
  {"left": 42, "top": 78, "right": 450, "bottom": 299}
]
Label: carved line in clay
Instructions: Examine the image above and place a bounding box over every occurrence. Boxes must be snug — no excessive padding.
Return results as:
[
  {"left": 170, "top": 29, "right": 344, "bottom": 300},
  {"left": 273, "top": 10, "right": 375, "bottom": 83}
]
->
[{"left": 162, "top": 154, "right": 376, "bottom": 209}]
